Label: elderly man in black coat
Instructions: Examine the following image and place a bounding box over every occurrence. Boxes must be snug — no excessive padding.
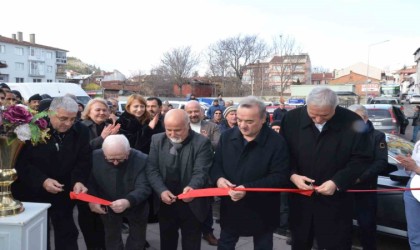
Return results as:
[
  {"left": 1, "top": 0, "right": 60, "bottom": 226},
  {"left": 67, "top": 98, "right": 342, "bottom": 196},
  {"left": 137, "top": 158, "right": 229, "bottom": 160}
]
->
[
  {"left": 281, "top": 87, "right": 373, "bottom": 250},
  {"left": 88, "top": 134, "right": 151, "bottom": 250},
  {"left": 210, "top": 96, "right": 290, "bottom": 249},
  {"left": 12, "top": 96, "right": 92, "bottom": 250}
]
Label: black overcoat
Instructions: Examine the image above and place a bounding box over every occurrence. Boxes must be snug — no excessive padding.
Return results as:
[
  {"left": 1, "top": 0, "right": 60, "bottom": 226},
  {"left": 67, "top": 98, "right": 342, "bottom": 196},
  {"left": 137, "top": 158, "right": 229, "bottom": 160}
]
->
[
  {"left": 12, "top": 121, "right": 92, "bottom": 208},
  {"left": 210, "top": 125, "right": 290, "bottom": 236},
  {"left": 280, "top": 106, "right": 373, "bottom": 248}
]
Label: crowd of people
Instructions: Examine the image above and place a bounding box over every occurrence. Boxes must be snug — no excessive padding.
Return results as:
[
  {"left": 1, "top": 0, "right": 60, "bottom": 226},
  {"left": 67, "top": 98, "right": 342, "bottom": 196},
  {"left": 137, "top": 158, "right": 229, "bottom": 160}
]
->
[{"left": 1, "top": 83, "right": 419, "bottom": 250}]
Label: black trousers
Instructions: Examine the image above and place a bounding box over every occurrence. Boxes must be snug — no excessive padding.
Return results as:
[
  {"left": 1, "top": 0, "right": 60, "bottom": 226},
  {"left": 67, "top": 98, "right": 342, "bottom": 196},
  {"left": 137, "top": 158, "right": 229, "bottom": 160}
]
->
[
  {"left": 77, "top": 202, "right": 106, "bottom": 249},
  {"left": 47, "top": 203, "right": 79, "bottom": 250},
  {"left": 158, "top": 201, "right": 202, "bottom": 250}
]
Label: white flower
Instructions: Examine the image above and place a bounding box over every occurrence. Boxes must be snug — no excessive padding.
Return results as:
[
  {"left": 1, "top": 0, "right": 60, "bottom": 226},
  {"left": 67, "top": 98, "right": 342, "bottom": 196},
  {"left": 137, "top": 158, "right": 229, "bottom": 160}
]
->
[{"left": 14, "top": 124, "right": 32, "bottom": 141}]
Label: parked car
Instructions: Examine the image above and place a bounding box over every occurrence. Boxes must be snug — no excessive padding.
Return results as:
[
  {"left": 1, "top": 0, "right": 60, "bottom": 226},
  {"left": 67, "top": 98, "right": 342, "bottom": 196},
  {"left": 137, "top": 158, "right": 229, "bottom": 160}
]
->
[
  {"left": 368, "top": 97, "right": 401, "bottom": 105},
  {"left": 364, "top": 104, "right": 408, "bottom": 135},
  {"left": 409, "top": 95, "right": 420, "bottom": 104},
  {"left": 361, "top": 133, "right": 413, "bottom": 238}
]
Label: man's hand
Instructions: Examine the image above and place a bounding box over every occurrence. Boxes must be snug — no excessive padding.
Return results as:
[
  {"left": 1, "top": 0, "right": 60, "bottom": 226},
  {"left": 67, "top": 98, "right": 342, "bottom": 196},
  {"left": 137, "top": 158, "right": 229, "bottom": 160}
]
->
[
  {"left": 229, "top": 185, "right": 246, "bottom": 202},
  {"left": 290, "top": 174, "right": 315, "bottom": 190},
  {"left": 182, "top": 186, "right": 194, "bottom": 203},
  {"left": 42, "top": 178, "right": 64, "bottom": 194},
  {"left": 216, "top": 177, "right": 236, "bottom": 188},
  {"left": 148, "top": 113, "right": 160, "bottom": 129},
  {"left": 161, "top": 190, "right": 177, "bottom": 205},
  {"left": 89, "top": 203, "right": 107, "bottom": 214},
  {"left": 315, "top": 180, "right": 337, "bottom": 195},
  {"left": 73, "top": 182, "right": 88, "bottom": 194},
  {"left": 110, "top": 199, "right": 130, "bottom": 213}
]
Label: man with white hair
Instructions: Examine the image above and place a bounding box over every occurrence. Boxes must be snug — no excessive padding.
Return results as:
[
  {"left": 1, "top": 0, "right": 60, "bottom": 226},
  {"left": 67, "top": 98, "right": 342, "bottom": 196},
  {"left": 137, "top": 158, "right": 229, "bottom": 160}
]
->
[
  {"left": 146, "top": 109, "right": 213, "bottom": 250},
  {"left": 88, "top": 134, "right": 151, "bottom": 250},
  {"left": 281, "top": 87, "right": 373, "bottom": 249},
  {"left": 12, "top": 96, "right": 91, "bottom": 250}
]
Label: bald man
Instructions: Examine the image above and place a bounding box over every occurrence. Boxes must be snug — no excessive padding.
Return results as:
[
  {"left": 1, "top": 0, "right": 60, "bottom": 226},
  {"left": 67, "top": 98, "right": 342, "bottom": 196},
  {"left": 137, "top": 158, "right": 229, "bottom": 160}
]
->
[
  {"left": 146, "top": 109, "right": 213, "bottom": 250},
  {"left": 88, "top": 135, "right": 151, "bottom": 250}
]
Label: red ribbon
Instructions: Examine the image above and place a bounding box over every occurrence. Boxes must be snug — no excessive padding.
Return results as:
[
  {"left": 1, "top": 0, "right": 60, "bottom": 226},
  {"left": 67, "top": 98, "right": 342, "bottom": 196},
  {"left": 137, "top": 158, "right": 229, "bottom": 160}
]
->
[
  {"left": 177, "top": 187, "right": 420, "bottom": 199},
  {"left": 69, "top": 187, "right": 420, "bottom": 205},
  {"left": 69, "top": 192, "right": 112, "bottom": 206},
  {"left": 177, "top": 187, "right": 314, "bottom": 199}
]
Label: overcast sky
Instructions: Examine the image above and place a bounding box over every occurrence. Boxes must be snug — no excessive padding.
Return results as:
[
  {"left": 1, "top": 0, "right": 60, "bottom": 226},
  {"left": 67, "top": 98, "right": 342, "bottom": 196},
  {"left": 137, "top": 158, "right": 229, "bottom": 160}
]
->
[{"left": 2, "top": 0, "right": 419, "bottom": 76}]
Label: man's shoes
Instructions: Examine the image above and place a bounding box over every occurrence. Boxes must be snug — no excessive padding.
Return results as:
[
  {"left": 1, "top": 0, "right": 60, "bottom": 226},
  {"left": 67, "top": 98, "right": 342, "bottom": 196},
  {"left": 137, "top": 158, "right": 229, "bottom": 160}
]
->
[{"left": 203, "top": 233, "right": 218, "bottom": 246}]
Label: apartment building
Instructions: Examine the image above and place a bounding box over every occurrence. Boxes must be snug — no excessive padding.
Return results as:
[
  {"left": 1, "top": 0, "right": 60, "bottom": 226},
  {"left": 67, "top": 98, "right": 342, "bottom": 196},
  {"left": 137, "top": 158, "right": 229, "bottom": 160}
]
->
[
  {"left": 0, "top": 32, "right": 68, "bottom": 83},
  {"left": 242, "top": 54, "right": 312, "bottom": 96}
]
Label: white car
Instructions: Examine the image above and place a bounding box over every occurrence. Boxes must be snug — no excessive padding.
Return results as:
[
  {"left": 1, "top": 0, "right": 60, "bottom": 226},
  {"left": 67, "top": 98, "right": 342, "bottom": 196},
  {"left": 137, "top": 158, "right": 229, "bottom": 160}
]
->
[{"left": 409, "top": 95, "right": 420, "bottom": 104}]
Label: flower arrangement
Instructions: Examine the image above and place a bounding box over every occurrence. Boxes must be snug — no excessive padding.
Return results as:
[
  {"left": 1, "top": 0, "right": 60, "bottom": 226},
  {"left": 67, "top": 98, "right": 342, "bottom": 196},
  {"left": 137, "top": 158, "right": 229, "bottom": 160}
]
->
[{"left": 1, "top": 105, "right": 50, "bottom": 145}]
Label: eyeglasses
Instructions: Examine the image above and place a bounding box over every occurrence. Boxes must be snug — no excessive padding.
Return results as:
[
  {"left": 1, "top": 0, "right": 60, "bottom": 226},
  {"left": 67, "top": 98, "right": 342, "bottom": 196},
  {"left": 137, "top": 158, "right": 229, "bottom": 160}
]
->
[
  {"left": 6, "top": 98, "right": 16, "bottom": 101},
  {"left": 214, "top": 112, "right": 222, "bottom": 115},
  {"left": 56, "top": 116, "right": 76, "bottom": 123},
  {"left": 105, "top": 158, "right": 126, "bottom": 163}
]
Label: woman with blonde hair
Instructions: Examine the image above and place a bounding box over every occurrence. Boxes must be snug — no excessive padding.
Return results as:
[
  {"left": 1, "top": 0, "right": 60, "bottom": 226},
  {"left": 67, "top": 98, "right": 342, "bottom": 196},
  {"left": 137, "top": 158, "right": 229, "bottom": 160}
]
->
[
  {"left": 81, "top": 97, "right": 120, "bottom": 149},
  {"left": 117, "top": 94, "right": 157, "bottom": 154}
]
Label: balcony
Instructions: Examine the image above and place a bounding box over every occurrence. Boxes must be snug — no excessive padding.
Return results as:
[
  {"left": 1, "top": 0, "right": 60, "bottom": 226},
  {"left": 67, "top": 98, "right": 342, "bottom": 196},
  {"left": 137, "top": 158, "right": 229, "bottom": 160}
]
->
[
  {"left": 0, "top": 60, "right": 7, "bottom": 68},
  {"left": 56, "top": 58, "right": 67, "bottom": 64}
]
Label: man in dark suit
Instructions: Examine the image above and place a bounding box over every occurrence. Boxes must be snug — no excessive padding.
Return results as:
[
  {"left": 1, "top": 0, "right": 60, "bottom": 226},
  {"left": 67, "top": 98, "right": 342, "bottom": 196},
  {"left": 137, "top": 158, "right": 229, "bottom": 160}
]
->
[
  {"left": 146, "top": 109, "right": 213, "bottom": 250},
  {"left": 210, "top": 96, "right": 290, "bottom": 249},
  {"left": 185, "top": 100, "right": 221, "bottom": 245},
  {"left": 281, "top": 87, "right": 373, "bottom": 249},
  {"left": 12, "top": 96, "right": 92, "bottom": 250},
  {"left": 88, "top": 134, "right": 151, "bottom": 250},
  {"left": 273, "top": 103, "right": 288, "bottom": 121},
  {"left": 348, "top": 104, "right": 388, "bottom": 250}
]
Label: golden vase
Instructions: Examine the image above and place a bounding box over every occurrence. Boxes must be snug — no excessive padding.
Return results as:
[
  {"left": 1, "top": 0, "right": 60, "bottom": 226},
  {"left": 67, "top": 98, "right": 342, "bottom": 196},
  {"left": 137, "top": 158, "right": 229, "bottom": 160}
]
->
[{"left": 0, "top": 136, "right": 24, "bottom": 216}]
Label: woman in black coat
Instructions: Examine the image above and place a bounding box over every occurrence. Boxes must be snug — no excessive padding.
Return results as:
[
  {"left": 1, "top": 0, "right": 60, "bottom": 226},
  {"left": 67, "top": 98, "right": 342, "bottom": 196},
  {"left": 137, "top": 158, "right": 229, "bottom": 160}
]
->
[{"left": 117, "top": 94, "right": 161, "bottom": 154}]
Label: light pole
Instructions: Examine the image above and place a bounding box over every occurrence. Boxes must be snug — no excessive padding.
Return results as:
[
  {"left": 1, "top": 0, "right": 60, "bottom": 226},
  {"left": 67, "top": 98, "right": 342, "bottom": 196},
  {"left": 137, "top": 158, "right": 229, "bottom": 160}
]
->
[{"left": 366, "top": 39, "right": 390, "bottom": 101}]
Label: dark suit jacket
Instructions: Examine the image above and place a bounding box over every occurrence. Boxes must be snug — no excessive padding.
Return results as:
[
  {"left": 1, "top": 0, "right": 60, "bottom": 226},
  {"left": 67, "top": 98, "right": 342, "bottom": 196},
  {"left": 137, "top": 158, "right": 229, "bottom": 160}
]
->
[
  {"left": 200, "top": 120, "right": 221, "bottom": 150},
  {"left": 146, "top": 130, "right": 213, "bottom": 222},
  {"left": 210, "top": 125, "right": 290, "bottom": 235},
  {"left": 88, "top": 149, "right": 151, "bottom": 208}
]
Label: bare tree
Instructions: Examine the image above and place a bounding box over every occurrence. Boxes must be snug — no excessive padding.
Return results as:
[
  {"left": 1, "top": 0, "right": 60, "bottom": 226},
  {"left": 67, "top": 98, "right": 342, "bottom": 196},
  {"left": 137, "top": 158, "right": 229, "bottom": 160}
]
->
[
  {"left": 270, "top": 34, "right": 305, "bottom": 97},
  {"left": 160, "top": 46, "right": 200, "bottom": 96},
  {"left": 206, "top": 34, "right": 270, "bottom": 96}
]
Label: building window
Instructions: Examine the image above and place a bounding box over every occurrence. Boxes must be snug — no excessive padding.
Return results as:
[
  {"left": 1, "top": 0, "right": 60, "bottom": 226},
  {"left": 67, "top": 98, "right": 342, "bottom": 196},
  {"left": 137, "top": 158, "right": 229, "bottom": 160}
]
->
[
  {"left": 15, "top": 78, "right": 24, "bottom": 83},
  {"left": 47, "top": 79, "right": 53, "bottom": 82},
  {"left": 45, "top": 51, "right": 52, "bottom": 59},
  {"left": 33, "top": 79, "right": 42, "bottom": 83},
  {"left": 30, "top": 61, "right": 45, "bottom": 76},
  {"left": 15, "top": 62, "right": 24, "bottom": 71},
  {"left": 0, "top": 45, "right": 5, "bottom": 53},
  {"left": 15, "top": 47, "right": 24, "bottom": 56}
]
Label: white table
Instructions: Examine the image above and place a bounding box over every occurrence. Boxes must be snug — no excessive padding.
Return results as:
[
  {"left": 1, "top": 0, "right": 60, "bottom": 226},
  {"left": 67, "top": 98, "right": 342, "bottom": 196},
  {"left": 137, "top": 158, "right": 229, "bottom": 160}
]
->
[{"left": 0, "top": 202, "right": 50, "bottom": 250}]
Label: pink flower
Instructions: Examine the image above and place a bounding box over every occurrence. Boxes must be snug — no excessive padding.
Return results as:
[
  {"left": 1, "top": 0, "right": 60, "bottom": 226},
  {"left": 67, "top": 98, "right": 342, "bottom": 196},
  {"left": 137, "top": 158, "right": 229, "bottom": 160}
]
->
[
  {"left": 35, "top": 118, "right": 48, "bottom": 130},
  {"left": 3, "top": 106, "right": 33, "bottom": 124}
]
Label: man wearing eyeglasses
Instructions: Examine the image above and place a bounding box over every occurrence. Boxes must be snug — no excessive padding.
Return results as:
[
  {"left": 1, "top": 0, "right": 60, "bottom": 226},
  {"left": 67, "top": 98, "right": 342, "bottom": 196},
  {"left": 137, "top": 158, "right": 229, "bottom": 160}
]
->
[
  {"left": 88, "top": 134, "right": 151, "bottom": 250},
  {"left": 12, "top": 96, "right": 92, "bottom": 250}
]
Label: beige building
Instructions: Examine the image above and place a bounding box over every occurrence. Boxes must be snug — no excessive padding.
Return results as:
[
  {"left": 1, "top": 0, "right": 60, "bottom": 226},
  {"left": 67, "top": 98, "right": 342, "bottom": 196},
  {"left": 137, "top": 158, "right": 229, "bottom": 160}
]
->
[{"left": 242, "top": 54, "right": 311, "bottom": 96}]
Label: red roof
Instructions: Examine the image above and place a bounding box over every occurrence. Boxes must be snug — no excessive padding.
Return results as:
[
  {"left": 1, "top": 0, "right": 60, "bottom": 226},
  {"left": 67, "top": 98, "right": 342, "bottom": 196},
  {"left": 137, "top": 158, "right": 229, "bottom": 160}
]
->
[{"left": 311, "top": 73, "right": 333, "bottom": 81}]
